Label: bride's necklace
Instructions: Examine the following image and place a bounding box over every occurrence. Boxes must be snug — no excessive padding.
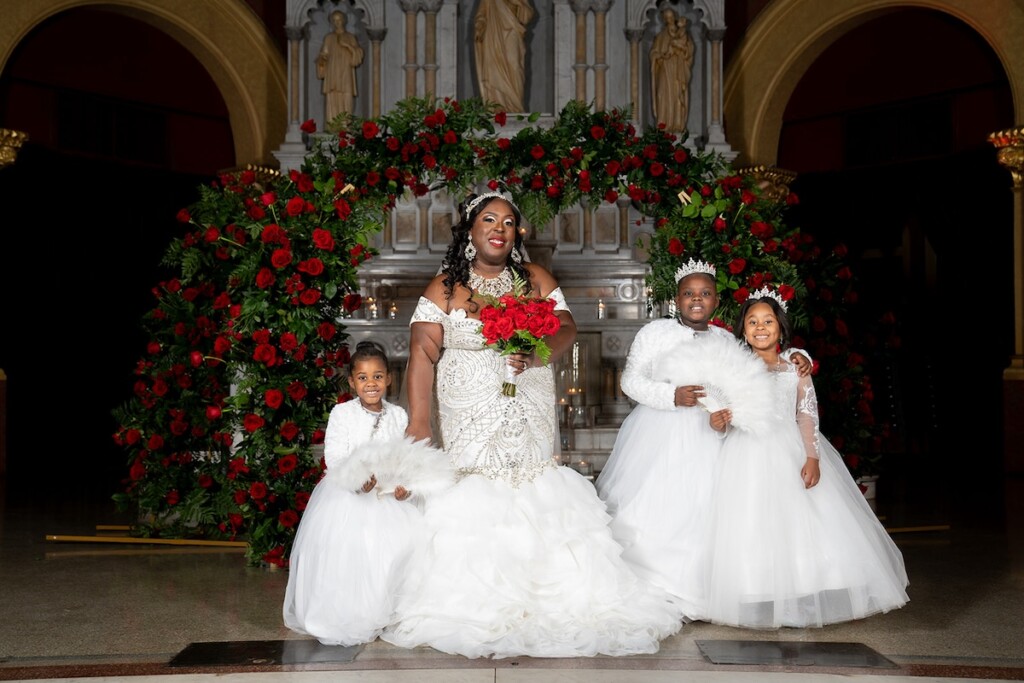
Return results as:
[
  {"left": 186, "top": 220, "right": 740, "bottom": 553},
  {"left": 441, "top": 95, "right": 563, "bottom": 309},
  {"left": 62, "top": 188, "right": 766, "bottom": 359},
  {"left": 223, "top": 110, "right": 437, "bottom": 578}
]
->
[{"left": 469, "top": 266, "right": 513, "bottom": 298}]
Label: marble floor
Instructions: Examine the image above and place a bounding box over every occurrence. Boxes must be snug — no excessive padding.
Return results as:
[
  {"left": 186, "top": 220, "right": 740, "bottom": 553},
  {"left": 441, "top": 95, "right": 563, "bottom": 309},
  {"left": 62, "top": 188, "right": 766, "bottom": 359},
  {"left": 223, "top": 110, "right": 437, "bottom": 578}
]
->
[{"left": 1, "top": 457, "right": 1023, "bottom": 683}]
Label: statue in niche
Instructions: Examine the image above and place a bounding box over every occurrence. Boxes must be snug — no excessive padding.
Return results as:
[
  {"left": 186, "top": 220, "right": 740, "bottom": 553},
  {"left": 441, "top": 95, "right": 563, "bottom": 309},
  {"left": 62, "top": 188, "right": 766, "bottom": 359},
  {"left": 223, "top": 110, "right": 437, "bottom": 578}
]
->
[
  {"left": 317, "top": 10, "right": 364, "bottom": 123},
  {"left": 650, "top": 8, "right": 695, "bottom": 133},
  {"left": 473, "top": 0, "right": 535, "bottom": 112}
]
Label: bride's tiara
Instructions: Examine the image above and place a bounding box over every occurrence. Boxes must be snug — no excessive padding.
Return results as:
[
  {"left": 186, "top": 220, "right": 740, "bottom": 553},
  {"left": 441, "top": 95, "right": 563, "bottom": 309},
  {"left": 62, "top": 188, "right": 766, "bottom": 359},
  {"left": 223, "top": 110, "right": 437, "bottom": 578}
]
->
[
  {"left": 674, "top": 258, "right": 716, "bottom": 283},
  {"left": 747, "top": 286, "right": 788, "bottom": 312},
  {"left": 464, "top": 191, "right": 518, "bottom": 220}
]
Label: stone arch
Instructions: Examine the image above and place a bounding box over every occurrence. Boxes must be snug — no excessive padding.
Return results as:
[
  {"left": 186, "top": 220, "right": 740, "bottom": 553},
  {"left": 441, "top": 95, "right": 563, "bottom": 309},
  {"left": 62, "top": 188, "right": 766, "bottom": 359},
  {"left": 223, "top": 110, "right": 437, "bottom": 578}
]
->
[
  {"left": 0, "top": 0, "right": 287, "bottom": 166},
  {"left": 723, "top": 0, "right": 1024, "bottom": 165}
]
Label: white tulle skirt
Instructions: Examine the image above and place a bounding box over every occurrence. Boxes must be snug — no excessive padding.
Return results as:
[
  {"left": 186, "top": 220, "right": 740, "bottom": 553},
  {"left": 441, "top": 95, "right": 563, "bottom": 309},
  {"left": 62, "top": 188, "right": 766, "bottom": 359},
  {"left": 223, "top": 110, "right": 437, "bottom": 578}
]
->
[
  {"left": 382, "top": 465, "right": 682, "bottom": 658},
  {"left": 704, "top": 426, "right": 909, "bottom": 628},
  {"left": 282, "top": 472, "right": 424, "bottom": 646},
  {"left": 595, "top": 404, "right": 721, "bottom": 620}
]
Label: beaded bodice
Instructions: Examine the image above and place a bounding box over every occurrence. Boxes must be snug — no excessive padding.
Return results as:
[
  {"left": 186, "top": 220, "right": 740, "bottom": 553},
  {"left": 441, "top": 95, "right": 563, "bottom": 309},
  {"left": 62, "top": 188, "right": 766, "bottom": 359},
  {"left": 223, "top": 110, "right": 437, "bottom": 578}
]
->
[{"left": 411, "top": 296, "right": 560, "bottom": 487}]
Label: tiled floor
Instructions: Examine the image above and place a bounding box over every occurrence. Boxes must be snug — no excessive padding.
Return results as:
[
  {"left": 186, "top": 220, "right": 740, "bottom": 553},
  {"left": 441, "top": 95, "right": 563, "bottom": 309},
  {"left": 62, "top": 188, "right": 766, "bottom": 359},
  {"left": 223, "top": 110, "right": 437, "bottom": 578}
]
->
[{"left": 1, "top": 458, "right": 1023, "bottom": 683}]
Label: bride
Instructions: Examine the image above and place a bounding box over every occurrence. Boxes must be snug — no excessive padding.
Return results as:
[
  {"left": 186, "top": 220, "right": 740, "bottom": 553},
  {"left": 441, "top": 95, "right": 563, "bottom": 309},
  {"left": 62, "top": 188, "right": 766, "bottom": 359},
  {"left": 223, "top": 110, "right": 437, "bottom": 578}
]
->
[{"left": 382, "top": 191, "right": 681, "bottom": 659}]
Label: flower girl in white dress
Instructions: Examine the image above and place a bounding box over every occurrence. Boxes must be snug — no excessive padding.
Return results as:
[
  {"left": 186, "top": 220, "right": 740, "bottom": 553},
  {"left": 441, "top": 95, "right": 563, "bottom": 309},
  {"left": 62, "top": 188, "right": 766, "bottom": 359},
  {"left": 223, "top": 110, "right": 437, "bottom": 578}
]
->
[
  {"left": 703, "top": 290, "right": 909, "bottom": 628},
  {"left": 283, "top": 341, "right": 451, "bottom": 646}
]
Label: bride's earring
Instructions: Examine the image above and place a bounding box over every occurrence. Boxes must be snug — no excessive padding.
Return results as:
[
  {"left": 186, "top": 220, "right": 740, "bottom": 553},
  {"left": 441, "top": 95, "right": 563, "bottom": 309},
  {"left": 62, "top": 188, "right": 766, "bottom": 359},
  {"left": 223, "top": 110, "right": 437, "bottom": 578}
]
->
[
  {"left": 464, "top": 241, "right": 477, "bottom": 261},
  {"left": 510, "top": 246, "right": 522, "bottom": 263}
]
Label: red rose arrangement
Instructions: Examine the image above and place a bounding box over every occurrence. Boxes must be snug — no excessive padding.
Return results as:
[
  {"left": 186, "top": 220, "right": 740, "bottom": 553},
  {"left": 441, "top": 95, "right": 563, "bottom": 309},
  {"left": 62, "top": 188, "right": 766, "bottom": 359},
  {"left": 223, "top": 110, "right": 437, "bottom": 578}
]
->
[{"left": 478, "top": 273, "right": 561, "bottom": 397}]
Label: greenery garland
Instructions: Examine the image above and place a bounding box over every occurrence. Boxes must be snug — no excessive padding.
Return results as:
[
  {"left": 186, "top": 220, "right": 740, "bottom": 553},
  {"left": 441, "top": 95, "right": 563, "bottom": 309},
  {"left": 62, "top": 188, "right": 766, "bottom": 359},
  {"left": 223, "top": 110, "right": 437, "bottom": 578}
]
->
[{"left": 112, "top": 96, "right": 884, "bottom": 567}]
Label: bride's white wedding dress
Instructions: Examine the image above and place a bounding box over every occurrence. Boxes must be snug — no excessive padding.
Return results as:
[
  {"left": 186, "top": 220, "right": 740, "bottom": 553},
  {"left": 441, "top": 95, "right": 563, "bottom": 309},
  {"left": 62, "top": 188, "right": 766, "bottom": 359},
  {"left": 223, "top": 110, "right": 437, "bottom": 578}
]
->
[{"left": 382, "top": 295, "right": 681, "bottom": 659}]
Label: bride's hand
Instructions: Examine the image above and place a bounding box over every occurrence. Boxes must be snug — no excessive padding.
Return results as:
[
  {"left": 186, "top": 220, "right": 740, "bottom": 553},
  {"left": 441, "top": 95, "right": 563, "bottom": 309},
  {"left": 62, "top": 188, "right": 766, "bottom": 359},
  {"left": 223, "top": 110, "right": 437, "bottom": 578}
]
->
[{"left": 508, "top": 352, "right": 533, "bottom": 374}]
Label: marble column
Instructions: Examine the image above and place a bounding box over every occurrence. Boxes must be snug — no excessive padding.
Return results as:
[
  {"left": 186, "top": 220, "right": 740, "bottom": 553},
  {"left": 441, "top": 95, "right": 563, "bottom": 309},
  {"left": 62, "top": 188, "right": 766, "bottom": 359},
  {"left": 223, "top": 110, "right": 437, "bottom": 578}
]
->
[
  {"left": 592, "top": 0, "right": 612, "bottom": 111},
  {"left": 400, "top": 0, "right": 419, "bottom": 98},
  {"left": 422, "top": 0, "right": 443, "bottom": 97},
  {"left": 569, "top": 0, "right": 590, "bottom": 102},
  {"left": 366, "top": 28, "right": 386, "bottom": 118},
  {"left": 272, "top": 26, "right": 311, "bottom": 172},
  {"left": 624, "top": 28, "right": 643, "bottom": 122}
]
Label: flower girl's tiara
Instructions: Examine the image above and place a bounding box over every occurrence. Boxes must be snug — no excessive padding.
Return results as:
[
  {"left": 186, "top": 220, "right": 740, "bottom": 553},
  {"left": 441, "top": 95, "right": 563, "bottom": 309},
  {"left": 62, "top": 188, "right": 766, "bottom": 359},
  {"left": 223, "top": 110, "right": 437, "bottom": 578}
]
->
[
  {"left": 674, "top": 258, "right": 716, "bottom": 283},
  {"left": 747, "top": 286, "right": 788, "bottom": 312}
]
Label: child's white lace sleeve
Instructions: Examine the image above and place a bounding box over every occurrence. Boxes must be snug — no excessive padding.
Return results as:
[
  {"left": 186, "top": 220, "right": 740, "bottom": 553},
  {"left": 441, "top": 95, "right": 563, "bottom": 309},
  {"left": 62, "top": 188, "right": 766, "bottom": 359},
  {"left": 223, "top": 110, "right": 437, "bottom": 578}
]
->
[
  {"left": 796, "top": 374, "right": 822, "bottom": 459},
  {"left": 620, "top": 324, "right": 677, "bottom": 410}
]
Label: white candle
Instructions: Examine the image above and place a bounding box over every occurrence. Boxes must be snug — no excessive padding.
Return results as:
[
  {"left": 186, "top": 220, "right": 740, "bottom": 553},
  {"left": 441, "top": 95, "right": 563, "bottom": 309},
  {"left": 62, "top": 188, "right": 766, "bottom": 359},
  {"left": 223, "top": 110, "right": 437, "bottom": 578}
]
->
[
  {"left": 597, "top": 299, "right": 606, "bottom": 319},
  {"left": 388, "top": 302, "right": 398, "bottom": 319},
  {"left": 367, "top": 297, "right": 378, "bottom": 319}
]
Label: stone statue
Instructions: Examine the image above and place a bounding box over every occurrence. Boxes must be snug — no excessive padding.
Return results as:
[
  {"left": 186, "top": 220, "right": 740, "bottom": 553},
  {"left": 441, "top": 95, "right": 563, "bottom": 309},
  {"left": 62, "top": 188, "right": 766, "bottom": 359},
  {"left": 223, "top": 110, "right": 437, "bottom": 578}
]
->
[
  {"left": 650, "top": 9, "right": 695, "bottom": 133},
  {"left": 317, "top": 10, "right": 364, "bottom": 123},
  {"left": 473, "top": 0, "right": 535, "bottom": 112}
]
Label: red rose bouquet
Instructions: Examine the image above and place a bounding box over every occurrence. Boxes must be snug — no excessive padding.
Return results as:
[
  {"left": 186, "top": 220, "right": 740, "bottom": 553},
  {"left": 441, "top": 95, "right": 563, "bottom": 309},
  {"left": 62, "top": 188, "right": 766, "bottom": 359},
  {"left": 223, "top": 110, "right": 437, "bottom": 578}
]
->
[{"left": 478, "top": 273, "right": 562, "bottom": 397}]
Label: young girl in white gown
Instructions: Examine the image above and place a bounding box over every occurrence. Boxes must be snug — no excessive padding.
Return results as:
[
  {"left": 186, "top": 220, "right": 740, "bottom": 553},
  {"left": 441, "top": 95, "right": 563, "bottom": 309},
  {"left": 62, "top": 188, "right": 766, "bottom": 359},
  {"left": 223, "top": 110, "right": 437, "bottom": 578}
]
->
[
  {"left": 596, "top": 260, "right": 809, "bottom": 621},
  {"left": 703, "top": 291, "right": 909, "bottom": 628},
  {"left": 382, "top": 192, "right": 681, "bottom": 659},
  {"left": 283, "top": 341, "right": 449, "bottom": 646}
]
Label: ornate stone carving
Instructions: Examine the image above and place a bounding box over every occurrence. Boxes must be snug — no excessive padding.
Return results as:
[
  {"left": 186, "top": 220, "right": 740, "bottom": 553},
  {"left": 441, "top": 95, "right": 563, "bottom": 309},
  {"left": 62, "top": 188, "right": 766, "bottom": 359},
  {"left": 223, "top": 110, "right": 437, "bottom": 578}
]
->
[{"left": 734, "top": 164, "right": 797, "bottom": 203}]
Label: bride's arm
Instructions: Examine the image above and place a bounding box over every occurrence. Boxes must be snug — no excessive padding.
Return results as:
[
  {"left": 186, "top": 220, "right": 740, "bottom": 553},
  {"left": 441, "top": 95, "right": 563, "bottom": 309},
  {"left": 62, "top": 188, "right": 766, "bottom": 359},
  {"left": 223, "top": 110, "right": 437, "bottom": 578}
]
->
[{"left": 406, "top": 321, "right": 442, "bottom": 444}]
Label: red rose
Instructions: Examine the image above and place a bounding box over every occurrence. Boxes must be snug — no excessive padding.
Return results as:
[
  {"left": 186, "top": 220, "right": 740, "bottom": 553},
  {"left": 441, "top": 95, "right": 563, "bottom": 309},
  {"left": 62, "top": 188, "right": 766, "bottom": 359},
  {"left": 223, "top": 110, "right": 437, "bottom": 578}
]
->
[
  {"left": 278, "top": 453, "right": 298, "bottom": 474},
  {"left": 280, "top": 422, "right": 300, "bottom": 441},
  {"left": 494, "top": 111, "right": 507, "bottom": 125},
  {"left": 206, "top": 405, "right": 222, "bottom": 421},
  {"left": 129, "top": 459, "right": 146, "bottom": 481},
  {"left": 264, "top": 389, "right": 284, "bottom": 409},
  {"left": 233, "top": 489, "right": 249, "bottom": 505},
  {"left": 278, "top": 509, "right": 299, "bottom": 529},
  {"left": 285, "top": 196, "right": 306, "bottom": 217},
  {"left": 260, "top": 192, "right": 276, "bottom": 207},
  {"left": 287, "top": 381, "right": 308, "bottom": 402},
  {"left": 299, "top": 289, "right": 322, "bottom": 305},
  {"left": 497, "top": 137, "right": 511, "bottom": 151},
  {"left": 343, "top": 293, "right": 362, "bottom": 312},
  {"left": 176, "top": 208, "right": 191, "bottom": 223},
  {"left": 271, "top": 248, "right": 292, "bottom": 269},
  {"left": 124, "top": 428, "right": 142, "bottom": 445},
  {"left": 311, "top": 228, "right": 335, "bottom": 251},
  {"left": 362, "top": 121, "right": 380, "bottom": 138},
  {"left": 166, "top": 490, "right": 180, "bottom": 506},
  {"left": 604, "top": 189, "right": 618, "bottom": 204},
  {"left": 253, "top": 343, "right": 277, "bottom": 366},
  {"left": 590, "top": 125, "right": 606, "bottom": 140},
  {"left": 197, "top": 474, "right": 214, "bottom": 489},
  {"left": 243, "top": 413, "right": 266, "bottom": 432},
  {"left": 318, "top": 321, "right": 338, "bottom": 340},
  {"left": 204, "top": 226, "right": 220, "bottom": 243},
  {"left": 728, "top": 258, "right": 747, "bottom": 275},
  {"left": 147, "top": 341, "right": 161, "bottom": 355},
  {"left": 300, "top": 118, "right": 316, "bottom": 134},
  {"left": 530, "top": 144, "right": 545, "bottom": 160},
  {"left": 279, "top": 332, "right": 298, "bottom": 351},
  {"left": 295, "top": 491, "right": 311, "bottom": 511},
  {"left": 249, "top": 481, "right": 268, "bottom": 500},
  {"left": 667, "top": 238, "right": 684, "bottom": 256}
]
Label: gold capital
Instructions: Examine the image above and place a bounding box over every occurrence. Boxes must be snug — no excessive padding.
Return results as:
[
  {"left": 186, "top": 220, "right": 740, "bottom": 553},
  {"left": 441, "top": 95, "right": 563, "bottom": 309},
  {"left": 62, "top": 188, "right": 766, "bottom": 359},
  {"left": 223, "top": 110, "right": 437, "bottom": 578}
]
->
[
  {"left": 989, "top": 126, "right": 1024, "bottom": 188},
  {"left": 0, "top": 129, "right": 28, "bottom": 169}
]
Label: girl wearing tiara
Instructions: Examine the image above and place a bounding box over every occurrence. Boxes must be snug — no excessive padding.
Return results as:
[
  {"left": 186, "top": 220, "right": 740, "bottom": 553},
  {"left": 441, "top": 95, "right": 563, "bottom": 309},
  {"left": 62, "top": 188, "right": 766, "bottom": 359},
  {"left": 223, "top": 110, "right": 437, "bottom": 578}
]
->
[
  {"left": 596, "top": 259, "right": 811, "bottom": 621},
  {"left": 283, "top": 341, "right": 451, "bottom": 646},
  {"left": 702, "top": 292, "right": 908, "bottom": 628}
]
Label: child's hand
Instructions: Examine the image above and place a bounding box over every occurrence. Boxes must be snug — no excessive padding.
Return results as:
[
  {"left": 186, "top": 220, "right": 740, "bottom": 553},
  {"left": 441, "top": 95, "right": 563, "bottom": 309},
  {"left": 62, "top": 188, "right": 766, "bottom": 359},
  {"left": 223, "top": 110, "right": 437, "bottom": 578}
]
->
[
  {"left": 801, "top": 458, "right": 820, "bottom": 488},
  {"left": 394, "top": 485, "right": 411, "bottom": 501},
  {"left": 674, "top": 384, "right": 705, "bottom": 407},
  {"left": 792, "top": 352, "right": 813, "bottom": 377},
  {"left": 709, "top": 408, "right": 732, "bottom": 432},
  {"left": 360, "top": 474, "right": 377, "bottom": 493}
]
